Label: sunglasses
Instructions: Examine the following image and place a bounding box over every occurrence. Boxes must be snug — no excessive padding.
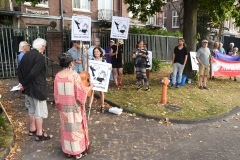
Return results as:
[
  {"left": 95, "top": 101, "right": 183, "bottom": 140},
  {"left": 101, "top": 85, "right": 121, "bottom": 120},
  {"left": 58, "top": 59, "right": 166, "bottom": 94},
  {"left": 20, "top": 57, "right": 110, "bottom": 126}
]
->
[{"left": 74, "top": 41, "right": 80, "bottom": 44}]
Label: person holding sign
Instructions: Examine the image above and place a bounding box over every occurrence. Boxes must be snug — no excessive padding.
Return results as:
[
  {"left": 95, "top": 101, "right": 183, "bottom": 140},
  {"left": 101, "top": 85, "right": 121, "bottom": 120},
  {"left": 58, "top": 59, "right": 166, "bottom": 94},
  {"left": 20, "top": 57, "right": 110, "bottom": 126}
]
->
[
  {"left": 67, "top": 41, "right": 86, "bottom": 73},
  {"left": 110, "top": 39, "right": 124, "bottom": 89},
  {"left": 132, "top": 40, "right": 150, "bottom": 91},
  {"left": 171, "top": 38, "right": 188, "bottom": 88},
  {"left": 88, "top": 47, "right": 111, "bottom": 113}
]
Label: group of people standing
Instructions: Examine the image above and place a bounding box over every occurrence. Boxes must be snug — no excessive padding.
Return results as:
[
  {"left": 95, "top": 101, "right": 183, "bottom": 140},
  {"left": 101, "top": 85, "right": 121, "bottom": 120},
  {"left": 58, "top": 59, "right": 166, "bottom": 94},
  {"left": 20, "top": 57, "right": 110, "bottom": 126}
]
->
[{"left": 16, "top": 37, "right": 151, "bottom": 159}]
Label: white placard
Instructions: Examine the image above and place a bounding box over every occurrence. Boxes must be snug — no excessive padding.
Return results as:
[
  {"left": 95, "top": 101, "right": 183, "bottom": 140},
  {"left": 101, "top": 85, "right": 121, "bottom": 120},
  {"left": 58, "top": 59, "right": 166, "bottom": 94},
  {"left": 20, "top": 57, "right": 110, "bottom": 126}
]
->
[
  {"left": 190, "top": 52, "right": 199, "bottom": 70},
  {"left": 89, "top": 60, "right": 112, "bottom": 92},
  {"left": 71, "top": 16, "right": 91, "bottom": 41},
  {"left": 110, "top": 16, "right": 130, "bottom": 39},
  {"left": 146, "top": 51, "right": 152, "bottom": 70}
]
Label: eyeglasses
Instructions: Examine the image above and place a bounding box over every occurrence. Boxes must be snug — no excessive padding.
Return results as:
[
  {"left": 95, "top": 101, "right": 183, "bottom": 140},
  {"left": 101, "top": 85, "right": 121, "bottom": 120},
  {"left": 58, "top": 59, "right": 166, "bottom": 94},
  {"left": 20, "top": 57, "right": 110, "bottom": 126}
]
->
[
  {"left": 25, "top": 44, "right": 31, "bottom": 47},
  {"left": 74, "top": 41, "right": 80, "bottom": 44}
]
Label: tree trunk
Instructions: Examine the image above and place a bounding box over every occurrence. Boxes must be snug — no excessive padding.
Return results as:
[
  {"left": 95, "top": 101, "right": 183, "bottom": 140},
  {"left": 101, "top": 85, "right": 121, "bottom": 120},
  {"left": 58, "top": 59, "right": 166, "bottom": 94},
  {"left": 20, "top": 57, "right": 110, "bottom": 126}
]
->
[
  {"left": 183, "top": 0, "right": 198, "bottom": 79},
  {"left": 218, "top": 23, "right": 223, "bottom": 42}
]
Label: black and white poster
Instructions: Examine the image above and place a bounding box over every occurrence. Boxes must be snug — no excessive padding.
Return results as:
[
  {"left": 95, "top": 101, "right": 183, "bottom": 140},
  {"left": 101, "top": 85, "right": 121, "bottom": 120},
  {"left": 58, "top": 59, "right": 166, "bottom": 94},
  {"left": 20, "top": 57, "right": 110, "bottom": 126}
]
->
[
  {"left": 146, "top": 51, "right": 152, "bottom": 70},
  {"left": 88, "top": 60, "right": 112, "bottom": 92},
  {"left": 71, "top": 16, "right": 91, "bottom": 41},
  {"left": 110, "top": 16, "right": 130, "bottom": 39},
  {"left": 190, "top": 52, "right": 199, "bottom": 70}
]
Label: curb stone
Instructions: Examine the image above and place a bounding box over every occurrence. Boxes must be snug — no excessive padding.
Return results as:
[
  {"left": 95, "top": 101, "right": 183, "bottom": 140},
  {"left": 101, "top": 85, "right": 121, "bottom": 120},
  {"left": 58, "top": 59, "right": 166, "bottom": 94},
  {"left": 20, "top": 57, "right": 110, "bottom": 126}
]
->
[{"left": 94, "top": 94, "right": 240, "bottom": 124}]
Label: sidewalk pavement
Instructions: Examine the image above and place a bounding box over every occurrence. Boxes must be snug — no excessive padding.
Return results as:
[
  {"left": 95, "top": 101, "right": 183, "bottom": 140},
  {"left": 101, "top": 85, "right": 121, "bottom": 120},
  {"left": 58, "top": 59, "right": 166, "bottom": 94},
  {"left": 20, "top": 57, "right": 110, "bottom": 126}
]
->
[{"left": 1, "top": 78, "right": 240, "bottom": 160}]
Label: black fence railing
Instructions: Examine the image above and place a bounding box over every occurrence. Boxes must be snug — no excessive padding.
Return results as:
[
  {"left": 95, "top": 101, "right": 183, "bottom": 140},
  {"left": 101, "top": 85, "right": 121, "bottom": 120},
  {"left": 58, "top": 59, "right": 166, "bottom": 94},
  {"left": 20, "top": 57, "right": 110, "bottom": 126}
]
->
[{"left": 0, "top": 26, "right": 181, "bottom": 78}]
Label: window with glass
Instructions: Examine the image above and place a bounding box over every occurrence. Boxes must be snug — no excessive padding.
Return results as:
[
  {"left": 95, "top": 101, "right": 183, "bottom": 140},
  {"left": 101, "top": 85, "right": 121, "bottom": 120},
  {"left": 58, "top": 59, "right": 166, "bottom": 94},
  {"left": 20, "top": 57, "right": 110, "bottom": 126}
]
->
[
  {"left": 73, "top": 0, "right": 90, "bottom": 11},
  {"left": 225, "top": 20, "right": 230, "bottom": 29},
  {"left": 163, "top": 11, "right": 167, "bottom": 27},
  {"left": 98, "top": 0, "right": 113, "bottom": 20},
  {"left": 172, "top": 10, "right": 179, "bottom": 28}
]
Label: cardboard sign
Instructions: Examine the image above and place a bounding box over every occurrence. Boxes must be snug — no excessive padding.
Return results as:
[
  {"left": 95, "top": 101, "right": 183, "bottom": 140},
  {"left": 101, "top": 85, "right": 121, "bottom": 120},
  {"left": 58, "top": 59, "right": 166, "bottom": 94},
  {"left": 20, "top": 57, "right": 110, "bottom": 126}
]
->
[
  {"left": 71, "top": 16, "right": 91, "bottom": 41},
  {"left": 190, "top": 52, "right": 199, "bottom": 70},
  {"left": 110, "top": 16, "right": 130, "bottom": 39},
  {"left": 88, "top": 60, "right": 112, "bottom": 92}
]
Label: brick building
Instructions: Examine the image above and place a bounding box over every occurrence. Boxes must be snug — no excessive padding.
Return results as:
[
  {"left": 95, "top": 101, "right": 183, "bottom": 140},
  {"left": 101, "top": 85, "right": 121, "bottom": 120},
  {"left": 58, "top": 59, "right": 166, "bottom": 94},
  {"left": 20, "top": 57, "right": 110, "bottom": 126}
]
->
[{"left": 0, "top": 0, "right": 164, "bottom": 32}]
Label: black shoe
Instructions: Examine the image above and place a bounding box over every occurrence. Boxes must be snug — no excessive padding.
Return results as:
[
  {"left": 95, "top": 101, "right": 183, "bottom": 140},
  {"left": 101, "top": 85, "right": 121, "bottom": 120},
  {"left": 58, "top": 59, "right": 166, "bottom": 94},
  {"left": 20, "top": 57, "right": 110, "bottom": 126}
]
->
[
  {"left": 137, "top": 85, "right": 142, "bottom": 91},
  {"left": 199, "top": 86, "right": 203, "bottom": 90},
  {"left": 203, "top": 86, "right": 209, "bottom": 90},
  {"left": 234, "top": 78, "right": 237, "bottom": 82},
  {"left": 170, "top": 84, "right": 174, "bottom": 88},
  {"left": 146, "top": 87, "right": 150, "bottom": 91}
]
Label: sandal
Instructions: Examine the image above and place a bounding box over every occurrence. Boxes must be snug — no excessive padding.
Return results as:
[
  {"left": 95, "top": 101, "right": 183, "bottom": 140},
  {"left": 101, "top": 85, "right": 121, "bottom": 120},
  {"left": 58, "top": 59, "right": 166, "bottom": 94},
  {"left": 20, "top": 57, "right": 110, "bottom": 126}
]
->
[
  {"left": 75, "top": 154, "right": 86, "bottom": 160},
  {"left": 28, "top": 129, "right": 45, "bottom": 136},
  {"left": 35, "top": 131, "right": 53, "bottom": 142},
  {"left": 28, "top": 130, "right": 36, "bottom": 136}
]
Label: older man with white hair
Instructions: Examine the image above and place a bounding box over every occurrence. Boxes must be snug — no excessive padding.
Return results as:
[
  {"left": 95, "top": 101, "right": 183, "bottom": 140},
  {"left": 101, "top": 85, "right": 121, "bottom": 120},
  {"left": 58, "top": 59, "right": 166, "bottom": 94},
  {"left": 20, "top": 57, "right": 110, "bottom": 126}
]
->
[
  {"left": 87, "top": 38, "right": 105, "bottom": 60},
  {"left": 18, "top": 41, "right": 30, "bottom": 64},
  {"left": 18, "top": 38, "right": 53, "bottom": 141},
  {"left": 226, "top": 42, "right": 234, "bottom": 55}
]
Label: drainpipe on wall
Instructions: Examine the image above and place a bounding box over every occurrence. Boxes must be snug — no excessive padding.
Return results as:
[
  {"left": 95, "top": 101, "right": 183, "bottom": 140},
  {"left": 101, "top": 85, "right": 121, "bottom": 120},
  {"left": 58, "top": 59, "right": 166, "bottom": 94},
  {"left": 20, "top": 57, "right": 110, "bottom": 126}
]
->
[{"left": 60, "top": 0, "right": 64, "bottom": 31}]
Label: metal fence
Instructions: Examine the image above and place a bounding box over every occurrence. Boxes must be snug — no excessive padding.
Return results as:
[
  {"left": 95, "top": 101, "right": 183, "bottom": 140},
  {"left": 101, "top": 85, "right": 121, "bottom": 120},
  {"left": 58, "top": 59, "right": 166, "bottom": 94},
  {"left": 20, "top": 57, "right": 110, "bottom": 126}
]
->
[{"left": 0, "top": 26, "right": 180, "bottom": 78}]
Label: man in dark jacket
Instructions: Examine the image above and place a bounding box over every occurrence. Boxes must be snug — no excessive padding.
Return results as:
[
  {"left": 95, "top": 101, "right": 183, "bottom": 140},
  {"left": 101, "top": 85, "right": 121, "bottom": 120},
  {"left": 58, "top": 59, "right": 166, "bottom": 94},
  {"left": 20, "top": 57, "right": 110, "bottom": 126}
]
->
[{"left": 18, "top": 38, "right": 53, "bottom": 141}]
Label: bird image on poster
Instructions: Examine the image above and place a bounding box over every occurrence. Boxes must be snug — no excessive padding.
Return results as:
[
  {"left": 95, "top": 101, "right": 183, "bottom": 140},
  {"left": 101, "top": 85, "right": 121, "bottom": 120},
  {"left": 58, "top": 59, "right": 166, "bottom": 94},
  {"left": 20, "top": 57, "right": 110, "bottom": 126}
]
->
[
  {"left": 71, "top": 16, "right": 91, "bottom": 41},
  {"left": 88, "top": 60, "right": 112, "bottom": 92},
  {"left": 110, "top": 16, "right": 130, "bottom": 39}
]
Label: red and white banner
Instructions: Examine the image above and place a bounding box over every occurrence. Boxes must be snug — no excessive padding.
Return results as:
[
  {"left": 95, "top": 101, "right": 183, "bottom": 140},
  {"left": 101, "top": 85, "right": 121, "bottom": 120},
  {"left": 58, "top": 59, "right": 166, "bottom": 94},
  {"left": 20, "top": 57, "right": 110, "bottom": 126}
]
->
[{"left": 212, "top": 58, "right": 240, "bottom": 76}]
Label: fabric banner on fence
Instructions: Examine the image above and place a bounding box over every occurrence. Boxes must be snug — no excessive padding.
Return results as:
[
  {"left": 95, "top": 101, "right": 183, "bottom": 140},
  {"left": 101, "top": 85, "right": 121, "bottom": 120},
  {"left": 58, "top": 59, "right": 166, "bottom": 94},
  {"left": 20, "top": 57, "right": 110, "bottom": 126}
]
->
[
  {"left": 214, "top": 52, "right": 240, "bottom": 61},
  {"left": 212, "top": 57, "right": 240, "bottom": 76}
]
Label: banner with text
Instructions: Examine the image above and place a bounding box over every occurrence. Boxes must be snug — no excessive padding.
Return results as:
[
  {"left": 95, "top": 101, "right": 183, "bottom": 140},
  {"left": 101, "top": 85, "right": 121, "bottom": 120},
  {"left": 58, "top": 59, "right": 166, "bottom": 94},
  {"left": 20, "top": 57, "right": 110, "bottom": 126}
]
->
[
  {"left": 71, "top": 16, "right": 91, "bottom": 41},
  {"left": 214, "top": 52, "right": 240, "bottom": 61},
  {"left": 110, "top": 16, "right": 130, "bottom": 39},
  {"left": 212, "top": 57, "right": 240, "bottom": 76}
]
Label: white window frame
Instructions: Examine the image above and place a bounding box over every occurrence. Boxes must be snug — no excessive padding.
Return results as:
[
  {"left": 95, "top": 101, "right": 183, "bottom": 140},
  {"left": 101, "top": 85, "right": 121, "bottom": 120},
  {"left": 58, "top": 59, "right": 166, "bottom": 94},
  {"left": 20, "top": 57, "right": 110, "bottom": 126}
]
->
[
  {"left": 24, "top": 1, "right": 49, "bottom": 8},
  {"left": 98, "top": 0, "right": 113, "bottom": 10},
  {"left": 163, "top": 11, "right": 167, "bottom": 27},
  {"left": 172, "top": 10, "right": 179, "bottom": 28},
  {"left": 72, "top": 0, "right": 91, "bottom": 12},
  {"left": 225, "top": 20, "right": 230, "bottom": 29}
]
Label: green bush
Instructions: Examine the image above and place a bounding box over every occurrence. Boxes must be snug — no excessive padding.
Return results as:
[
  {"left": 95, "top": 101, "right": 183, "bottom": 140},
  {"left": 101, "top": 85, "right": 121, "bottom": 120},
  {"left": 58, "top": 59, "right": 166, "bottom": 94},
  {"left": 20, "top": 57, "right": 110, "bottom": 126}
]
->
[
  {"left": 151, "top": 58, "right": 161, "bottom": 72},
  {"left": 129, "top": 26, "right": 182, "bottom": 37},
  {"left": 123, "top": 60, "right": 135, "bottom": 74}
]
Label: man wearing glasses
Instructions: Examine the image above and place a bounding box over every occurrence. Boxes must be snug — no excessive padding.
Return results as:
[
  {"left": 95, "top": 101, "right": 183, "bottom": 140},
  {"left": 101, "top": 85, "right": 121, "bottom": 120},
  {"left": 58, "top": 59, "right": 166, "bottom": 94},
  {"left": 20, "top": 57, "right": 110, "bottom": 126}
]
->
[
  {"left": 67, "top": 40, "right": 86, "bottom": 73},
  {"left": 87, "top": 38, "right": 106, "bottom": 60},
  {"left": 18, "top": 41, "right": 31, "bottom": 64}
]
